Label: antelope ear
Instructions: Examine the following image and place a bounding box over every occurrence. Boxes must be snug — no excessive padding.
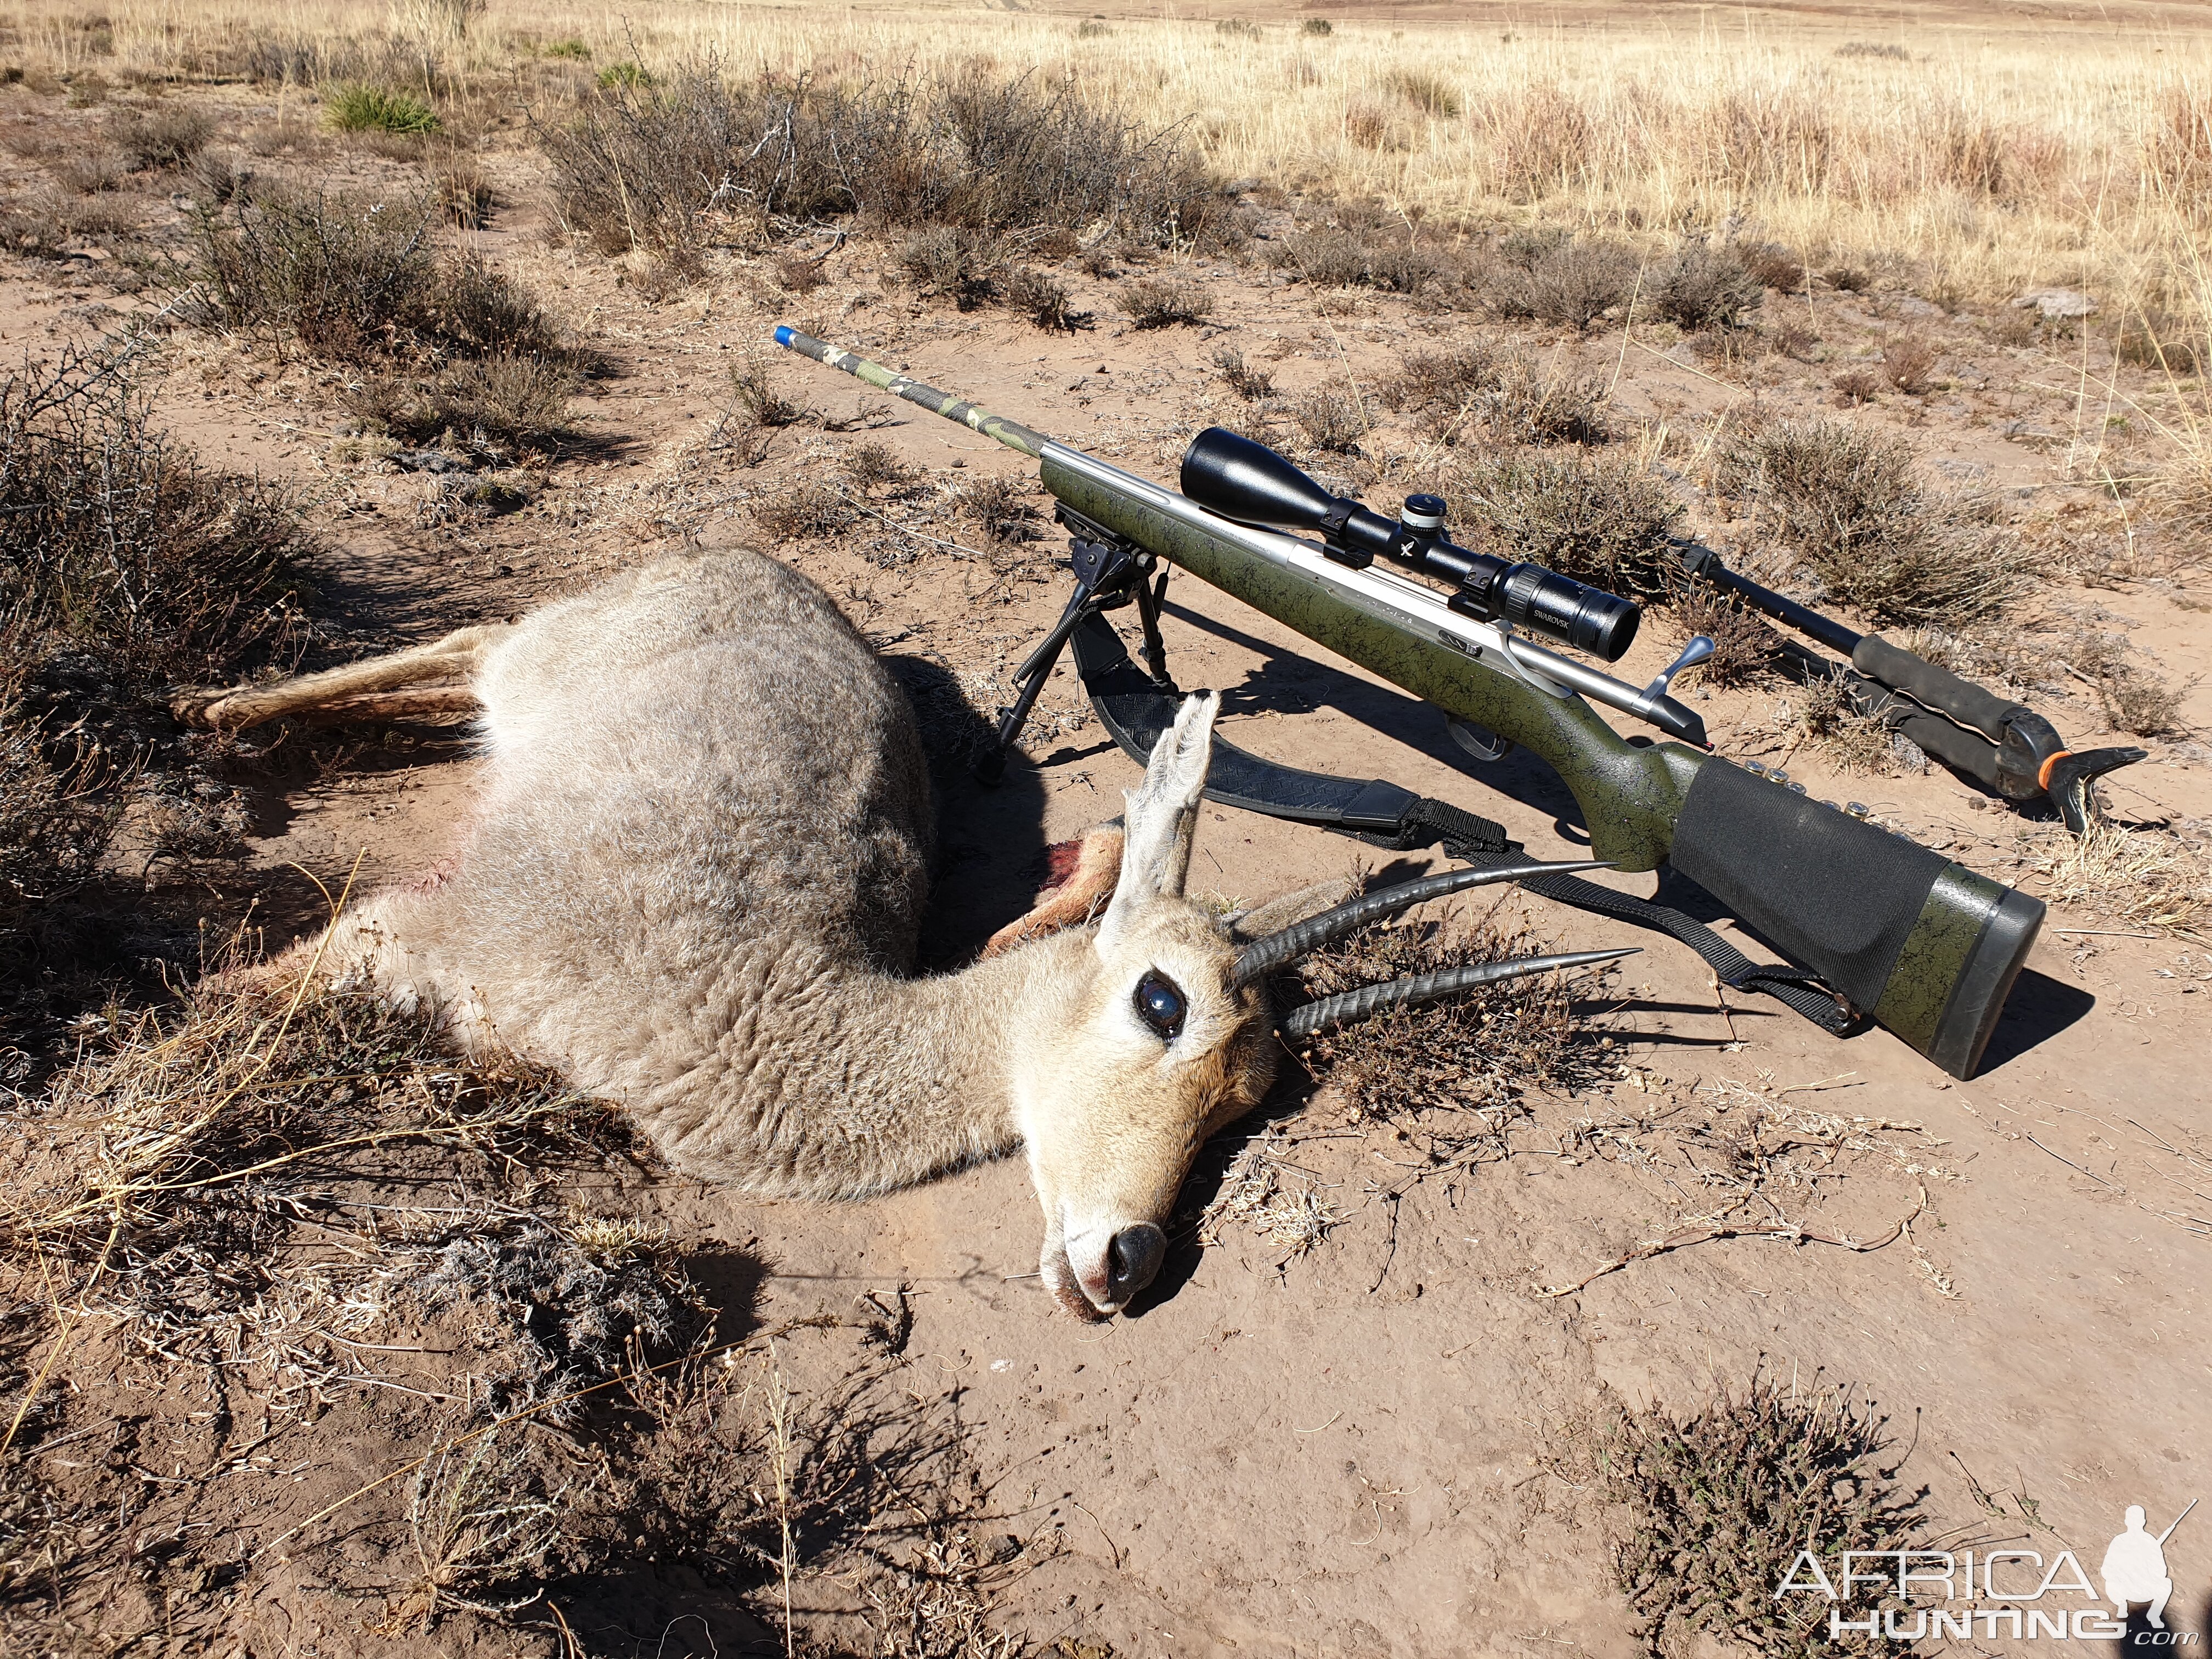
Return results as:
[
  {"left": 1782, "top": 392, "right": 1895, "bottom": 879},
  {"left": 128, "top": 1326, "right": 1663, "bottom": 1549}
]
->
[
  {"left": 1096, "top": 692, "right": 1216, "bottom": 953},
  {"left": 1226, "top": 876, "right": 1357, "bottom": 944}
]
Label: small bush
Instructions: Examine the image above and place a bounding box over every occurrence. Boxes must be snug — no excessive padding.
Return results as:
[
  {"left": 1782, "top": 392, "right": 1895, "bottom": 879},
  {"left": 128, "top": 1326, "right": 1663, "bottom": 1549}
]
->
[
  {"left": 1788, "top": 670, "right": 1915, "bottom": 775},
  {"left": 433, "top": 157, "right": 494, "bottom": 228},
  {"left": 1881, "top": 334, "right": 1938, "bottom": 394},
  {"left": 544, "top": 37, "right": 591, "bottom": 59},
  {"left": 52, "top": 151, "right": 124, "bottom": 194},
  {"left": 1605, "top": 1379, "right": 1929, "bottom": 1659},
  {"left": 958, "top": 474, "right": 1045, "bottom": 543},
  {"left": 1302, "top": 17, "right": 1333, "bottom": 35},
  {"left": 0, "top": 201, "right": 70, "bottom": 259},
  {"left": 1669, "top": 583, "right": 1778, "bottom": 686},
  {"left": 195, "top": 191, "right": 562, "bottom": 365},
  {"left": 109, "top": 103, "right": 215, "bottom": 170},
  {"left": 841, "top": 441, "right": 917, "bottom": 493},
  {"left": 774, "top": 252, "right": 826, "bottom": 295},
  {"left": 1836, "top": 40, "right": 1911, "bottom": 59},
  {"left": 2118, "top": 309, "right": 2202, "bottom": 375},
  {"left": 1823, "top": 264, "right": 1871, "bottom": 292},
  {"left": 1384, "top": 343, "right": 1494, "bottom": 414},
  {"left": 1386, "top": 68, "right": 1461, "bottom": 118},
  {"left": 728, "top": 359, "right": 808, "bottom": 427},
  {"left": 1719, "top": 416, "right": 2029, "bottom": 625},
  {"left": 900, "top": 224, "right": 1003, "bottom": 309},
  {"left": 2, "top": 348, "right": 311, "bottom": 684},
  {"left": 1646, "top": 241, "right": 1764, "bottom": 331},
  {"left": 1484, "top": 235, "right": 1637, "bottom": 330},
  {"left": 1118, "top": 274, "right": 1213, "bottom": 328},
  {"left": 753, "top": 481, "right": 855, "bottom": 540},
  {"left": 349, "top": 354, "right": 580, "bottom": 447},
  {"left": 1285, "top": 907, "right": 1610, "bottom": 1111},
  {"left": 1292, "top": 390, "right": 1368, "bottom": 453},
  {"left": 2097, "top": 666, "right": 2192, "bottom": 737},
  {"left": 324, "top": 83, "right": 440, "bottom": 135},
  {"left": 595, "top": 61, "right": 653, "bottom": 91},
  {"left": 542, "top": 61, "right": 1215, "bottom": 256},
  {"left": 1076, "top": 19, "right": 1111, "bottom": 38},
  {"left": 1831, "top": 365, "right": 1882, "bottom": 406},
  {"left": 1449, "top": 450, "right": 1681, "bottom": 598},
  {"left": 1215, "top": 18, "right": 1261, "bottom": 38},
  {"left": 1737, "top": 241, "right": 1806, "bottom": 291},
  {"left": 1003, "top": 264, "right": 1086, "bottom": 330},
  {"left": 1211, "top": 346, "right": 1275, "bottom": 401}
]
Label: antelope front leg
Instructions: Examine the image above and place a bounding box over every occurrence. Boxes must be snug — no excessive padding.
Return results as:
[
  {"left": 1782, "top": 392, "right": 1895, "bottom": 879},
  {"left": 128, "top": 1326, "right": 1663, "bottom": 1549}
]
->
[
  {"left": 172, "top": 623, "right": 511, "bottom": 732},
  {"left": 979, "top": 821, "right": 1125, "bottom": 958}
]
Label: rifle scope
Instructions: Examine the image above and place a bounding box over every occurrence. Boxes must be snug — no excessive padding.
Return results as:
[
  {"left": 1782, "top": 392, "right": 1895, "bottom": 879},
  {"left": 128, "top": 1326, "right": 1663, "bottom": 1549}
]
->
[{"left": 1181, "top": 428, "right": 1640, "bottom": 663}]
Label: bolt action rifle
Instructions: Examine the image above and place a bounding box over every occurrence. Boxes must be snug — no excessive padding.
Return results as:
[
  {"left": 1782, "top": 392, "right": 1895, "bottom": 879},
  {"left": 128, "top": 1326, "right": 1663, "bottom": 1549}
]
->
[{"left": 775, "top": 326, "right": 2047, "bottom": 1081}]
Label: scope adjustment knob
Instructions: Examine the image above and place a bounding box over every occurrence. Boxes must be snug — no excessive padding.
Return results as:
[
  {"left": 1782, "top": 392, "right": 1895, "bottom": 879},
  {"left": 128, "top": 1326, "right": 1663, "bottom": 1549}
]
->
[{"left": 1399, "top": 493, "right": 1448, "bottom": 532}]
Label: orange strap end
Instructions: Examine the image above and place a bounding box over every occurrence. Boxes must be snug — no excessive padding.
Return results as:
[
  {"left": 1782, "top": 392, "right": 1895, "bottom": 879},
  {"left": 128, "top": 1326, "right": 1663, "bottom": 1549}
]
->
[{"left": 2036, "top": 749, "right": 2073, "bottom": 792}]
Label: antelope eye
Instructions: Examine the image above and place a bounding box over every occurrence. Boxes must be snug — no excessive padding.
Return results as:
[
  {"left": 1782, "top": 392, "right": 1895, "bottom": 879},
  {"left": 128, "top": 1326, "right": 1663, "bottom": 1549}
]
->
[{"left": 1133, "top": 970, "right": 1186, "bottom": 1041}]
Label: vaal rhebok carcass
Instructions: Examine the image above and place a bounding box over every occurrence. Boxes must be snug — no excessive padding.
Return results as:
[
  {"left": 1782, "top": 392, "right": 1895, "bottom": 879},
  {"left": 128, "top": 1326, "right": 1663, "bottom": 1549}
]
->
[{"left": 177, "top": 548, "right": 1613, "bottom": 1317}]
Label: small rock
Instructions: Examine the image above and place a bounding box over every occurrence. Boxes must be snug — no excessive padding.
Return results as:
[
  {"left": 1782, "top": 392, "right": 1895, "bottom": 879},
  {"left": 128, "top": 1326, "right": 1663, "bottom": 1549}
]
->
[{"left": 2013, "top": 287, "right": 2094, "bottom": 320}]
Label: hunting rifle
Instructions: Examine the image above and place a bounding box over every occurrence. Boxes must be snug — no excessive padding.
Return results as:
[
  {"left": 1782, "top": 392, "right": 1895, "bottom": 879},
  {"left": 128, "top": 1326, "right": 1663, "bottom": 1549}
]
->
[{"left": 775, "top": 326, "right": 2046, "bottom": 1081}]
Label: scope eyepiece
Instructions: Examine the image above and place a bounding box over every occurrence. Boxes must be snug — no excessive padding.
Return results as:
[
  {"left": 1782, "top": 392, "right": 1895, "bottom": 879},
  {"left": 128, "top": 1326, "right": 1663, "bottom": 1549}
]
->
[
  {"left": 1471, "top": 562, "right": 1640, "bottom": 663},
  {"left": 1181, "top": 427, "right": 1640, "bottom": 662}
]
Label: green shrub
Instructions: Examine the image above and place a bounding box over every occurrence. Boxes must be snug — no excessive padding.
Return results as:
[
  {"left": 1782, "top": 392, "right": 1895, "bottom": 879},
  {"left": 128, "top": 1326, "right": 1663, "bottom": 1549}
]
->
[
  {"left": 544, "top": 38, "right": 590, "bottom": 59},
  {"left": 595, "top": 61, "right": 652, "bottom": 90},
  {"left": 323, "top": 83, "right": 441, "bottom": 135}
]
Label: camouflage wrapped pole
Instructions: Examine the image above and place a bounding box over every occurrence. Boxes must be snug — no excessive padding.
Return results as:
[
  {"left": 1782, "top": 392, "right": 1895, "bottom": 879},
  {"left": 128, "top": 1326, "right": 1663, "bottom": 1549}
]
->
[{"left": 772, "top": 326, "right": 1051, "bottom": 460}]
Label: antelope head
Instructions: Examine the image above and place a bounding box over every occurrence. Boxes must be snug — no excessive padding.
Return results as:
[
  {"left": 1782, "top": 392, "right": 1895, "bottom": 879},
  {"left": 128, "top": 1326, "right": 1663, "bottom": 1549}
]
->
[{"left": 1001, "top": 693, "right": 1630, "bottom": 1319}]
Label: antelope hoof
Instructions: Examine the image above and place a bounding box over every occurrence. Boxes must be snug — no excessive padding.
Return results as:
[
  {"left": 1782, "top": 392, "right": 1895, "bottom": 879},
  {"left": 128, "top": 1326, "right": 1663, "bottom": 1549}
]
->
[{"left": 171, "top": 689, "right": 243, "bottom": 730}]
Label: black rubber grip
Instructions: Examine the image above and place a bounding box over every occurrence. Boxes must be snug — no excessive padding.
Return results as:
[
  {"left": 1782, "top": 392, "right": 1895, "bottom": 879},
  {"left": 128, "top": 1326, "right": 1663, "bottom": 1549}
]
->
[
  {"left": 1669, "top": 758, "right": 1948, "bottom": 1014},
  {"left": 1852, "top": 635, "right": 2021, "bottom": 743}
]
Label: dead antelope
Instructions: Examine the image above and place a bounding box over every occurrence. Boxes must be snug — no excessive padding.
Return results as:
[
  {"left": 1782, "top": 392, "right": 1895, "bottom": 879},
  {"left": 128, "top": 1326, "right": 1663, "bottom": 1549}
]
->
[{"left": 176, "top": 549, "right": 1616, "bottom": 1316}]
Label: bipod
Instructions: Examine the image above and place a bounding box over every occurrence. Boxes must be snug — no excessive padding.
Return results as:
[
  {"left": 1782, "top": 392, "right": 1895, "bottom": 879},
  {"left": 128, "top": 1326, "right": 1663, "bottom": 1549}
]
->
[{"left": 976, "top": 505, "right": 1176, "bottom": 784}]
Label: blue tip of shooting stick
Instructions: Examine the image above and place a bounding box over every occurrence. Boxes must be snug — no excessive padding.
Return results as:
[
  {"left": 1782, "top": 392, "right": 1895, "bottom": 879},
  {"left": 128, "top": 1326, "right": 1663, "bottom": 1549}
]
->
[{"left": 772, "top": 324, "right": 795, "bottom": 348}]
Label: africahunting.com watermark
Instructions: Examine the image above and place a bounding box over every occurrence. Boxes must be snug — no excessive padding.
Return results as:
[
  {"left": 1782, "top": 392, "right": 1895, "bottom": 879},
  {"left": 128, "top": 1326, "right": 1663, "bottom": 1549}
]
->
[{"left": 1780, "top": 1503, "right": 2198, "bottom": 1644}]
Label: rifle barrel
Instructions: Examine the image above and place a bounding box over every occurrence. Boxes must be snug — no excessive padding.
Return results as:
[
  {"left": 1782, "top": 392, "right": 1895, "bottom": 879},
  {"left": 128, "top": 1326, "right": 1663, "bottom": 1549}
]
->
[{"left": 774, "top": 326, "right": 1052, "bottom": 460}]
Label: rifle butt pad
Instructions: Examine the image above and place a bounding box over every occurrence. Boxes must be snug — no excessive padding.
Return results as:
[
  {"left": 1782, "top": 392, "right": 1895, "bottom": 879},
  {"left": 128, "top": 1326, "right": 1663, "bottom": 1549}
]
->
[{"left": 1669, "top": 758, "right": 2044, "bottom": 1079}]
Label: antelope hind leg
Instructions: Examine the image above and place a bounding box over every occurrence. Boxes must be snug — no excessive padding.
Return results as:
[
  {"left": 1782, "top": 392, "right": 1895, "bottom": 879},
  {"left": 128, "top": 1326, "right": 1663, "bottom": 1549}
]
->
[{"left": 172, "top": 623, "right": 511, "bottom": 732}]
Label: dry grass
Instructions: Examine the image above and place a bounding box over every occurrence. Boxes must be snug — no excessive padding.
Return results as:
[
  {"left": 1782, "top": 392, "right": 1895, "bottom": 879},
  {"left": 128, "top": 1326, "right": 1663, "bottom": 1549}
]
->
[
  {"left": 1283, "top": 904, "right": 1618, "bottom": 1115},
  {"left": 1667, "top": 583, "right": 1781, "bottom": 687},
  {"left": 1784, "top": 670, "right": 1921, "bottom": 775},
  {"left": 2034, "top": 821, "right": 2210, "bottom": 932},
  {"left": 1601, "top": 1377, "right": 1931, "bottom": 1659},
  {"left": 8, "top": 0, "right": 2197, "bottom": 301}
]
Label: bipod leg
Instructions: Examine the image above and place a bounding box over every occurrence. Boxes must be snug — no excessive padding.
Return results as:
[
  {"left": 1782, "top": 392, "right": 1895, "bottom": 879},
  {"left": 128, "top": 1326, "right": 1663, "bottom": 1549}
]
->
[
  {"left": 1133, "top": 565, "right": 1176, "bottom": 692},
  {"left": 978, "top": 582, "right": 1096, "bottom": 786}
]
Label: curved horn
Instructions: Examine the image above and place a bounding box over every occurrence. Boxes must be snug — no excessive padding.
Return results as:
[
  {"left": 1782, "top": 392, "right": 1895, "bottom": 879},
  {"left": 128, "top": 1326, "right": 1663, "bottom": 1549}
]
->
[
  {"left": 1230, "top": 860, "right": 1614, "bottom": 986},
  {"left": 1278, "top": 947, "right": 1638, "bottom": 1039}
]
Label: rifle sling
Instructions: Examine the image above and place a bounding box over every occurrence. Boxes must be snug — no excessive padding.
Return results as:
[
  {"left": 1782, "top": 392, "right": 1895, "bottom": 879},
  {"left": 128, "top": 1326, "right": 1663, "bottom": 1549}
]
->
[{"left": 1069, "top": 613, "right": 1855, "bottom": 1036}]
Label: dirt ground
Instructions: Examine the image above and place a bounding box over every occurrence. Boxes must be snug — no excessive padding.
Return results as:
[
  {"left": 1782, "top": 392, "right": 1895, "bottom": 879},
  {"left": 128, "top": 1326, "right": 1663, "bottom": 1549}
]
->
[{"left": 4, "top": 40, "right": 2212, "bottom": 1659}]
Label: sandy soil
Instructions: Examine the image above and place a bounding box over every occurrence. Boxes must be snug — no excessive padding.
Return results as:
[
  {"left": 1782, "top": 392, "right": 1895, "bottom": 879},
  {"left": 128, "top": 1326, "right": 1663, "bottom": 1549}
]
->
[{"left": 4, "top": 62, "right": 2211, "bottom": 1659}]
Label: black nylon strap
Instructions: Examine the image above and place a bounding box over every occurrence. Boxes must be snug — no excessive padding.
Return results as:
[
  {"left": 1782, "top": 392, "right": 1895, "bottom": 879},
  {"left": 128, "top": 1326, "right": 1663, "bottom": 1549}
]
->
[{"left": 1381, "top": 798, "right": 1858, "bottom": 1034}]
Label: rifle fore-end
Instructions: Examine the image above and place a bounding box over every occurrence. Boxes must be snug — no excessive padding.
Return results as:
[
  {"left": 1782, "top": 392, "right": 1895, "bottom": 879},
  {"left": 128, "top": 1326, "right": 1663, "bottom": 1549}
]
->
[{"left": 1043, "top": 456, "right": 1701, "bottom": 872}]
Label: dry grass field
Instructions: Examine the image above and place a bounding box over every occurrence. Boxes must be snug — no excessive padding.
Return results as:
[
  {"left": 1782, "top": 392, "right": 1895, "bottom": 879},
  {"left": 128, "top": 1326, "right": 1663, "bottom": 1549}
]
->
[{"left": 3, "top": 1, "right": 2211, "bottom": 1655}]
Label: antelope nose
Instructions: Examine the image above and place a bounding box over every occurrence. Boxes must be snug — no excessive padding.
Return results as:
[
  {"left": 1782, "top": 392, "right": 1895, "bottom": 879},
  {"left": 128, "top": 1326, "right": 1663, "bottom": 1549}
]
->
[{"left": 1105, "top": 1224, "right": 1166, "bottom": 1302}]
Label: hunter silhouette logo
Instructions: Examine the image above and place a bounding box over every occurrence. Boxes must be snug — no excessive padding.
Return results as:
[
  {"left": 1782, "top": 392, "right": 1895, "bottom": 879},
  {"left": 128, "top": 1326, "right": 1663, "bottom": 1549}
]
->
[
  {"left": 2106, "top": 1503, "right": 2195, "bottom": 1631},
  {"left": 1776, "top": 1498, "right": 2199, "bottom": 1644}
]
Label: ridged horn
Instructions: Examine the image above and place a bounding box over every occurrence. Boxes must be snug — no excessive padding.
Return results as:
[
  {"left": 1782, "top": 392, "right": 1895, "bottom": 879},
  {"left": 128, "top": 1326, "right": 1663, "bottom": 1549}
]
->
[
  {"left": 1278, "top": 947, "right": 1638, "bottom": 1039},
  {"left": 1229, "top": 859, "right": 1614, "bottom": 987}
]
